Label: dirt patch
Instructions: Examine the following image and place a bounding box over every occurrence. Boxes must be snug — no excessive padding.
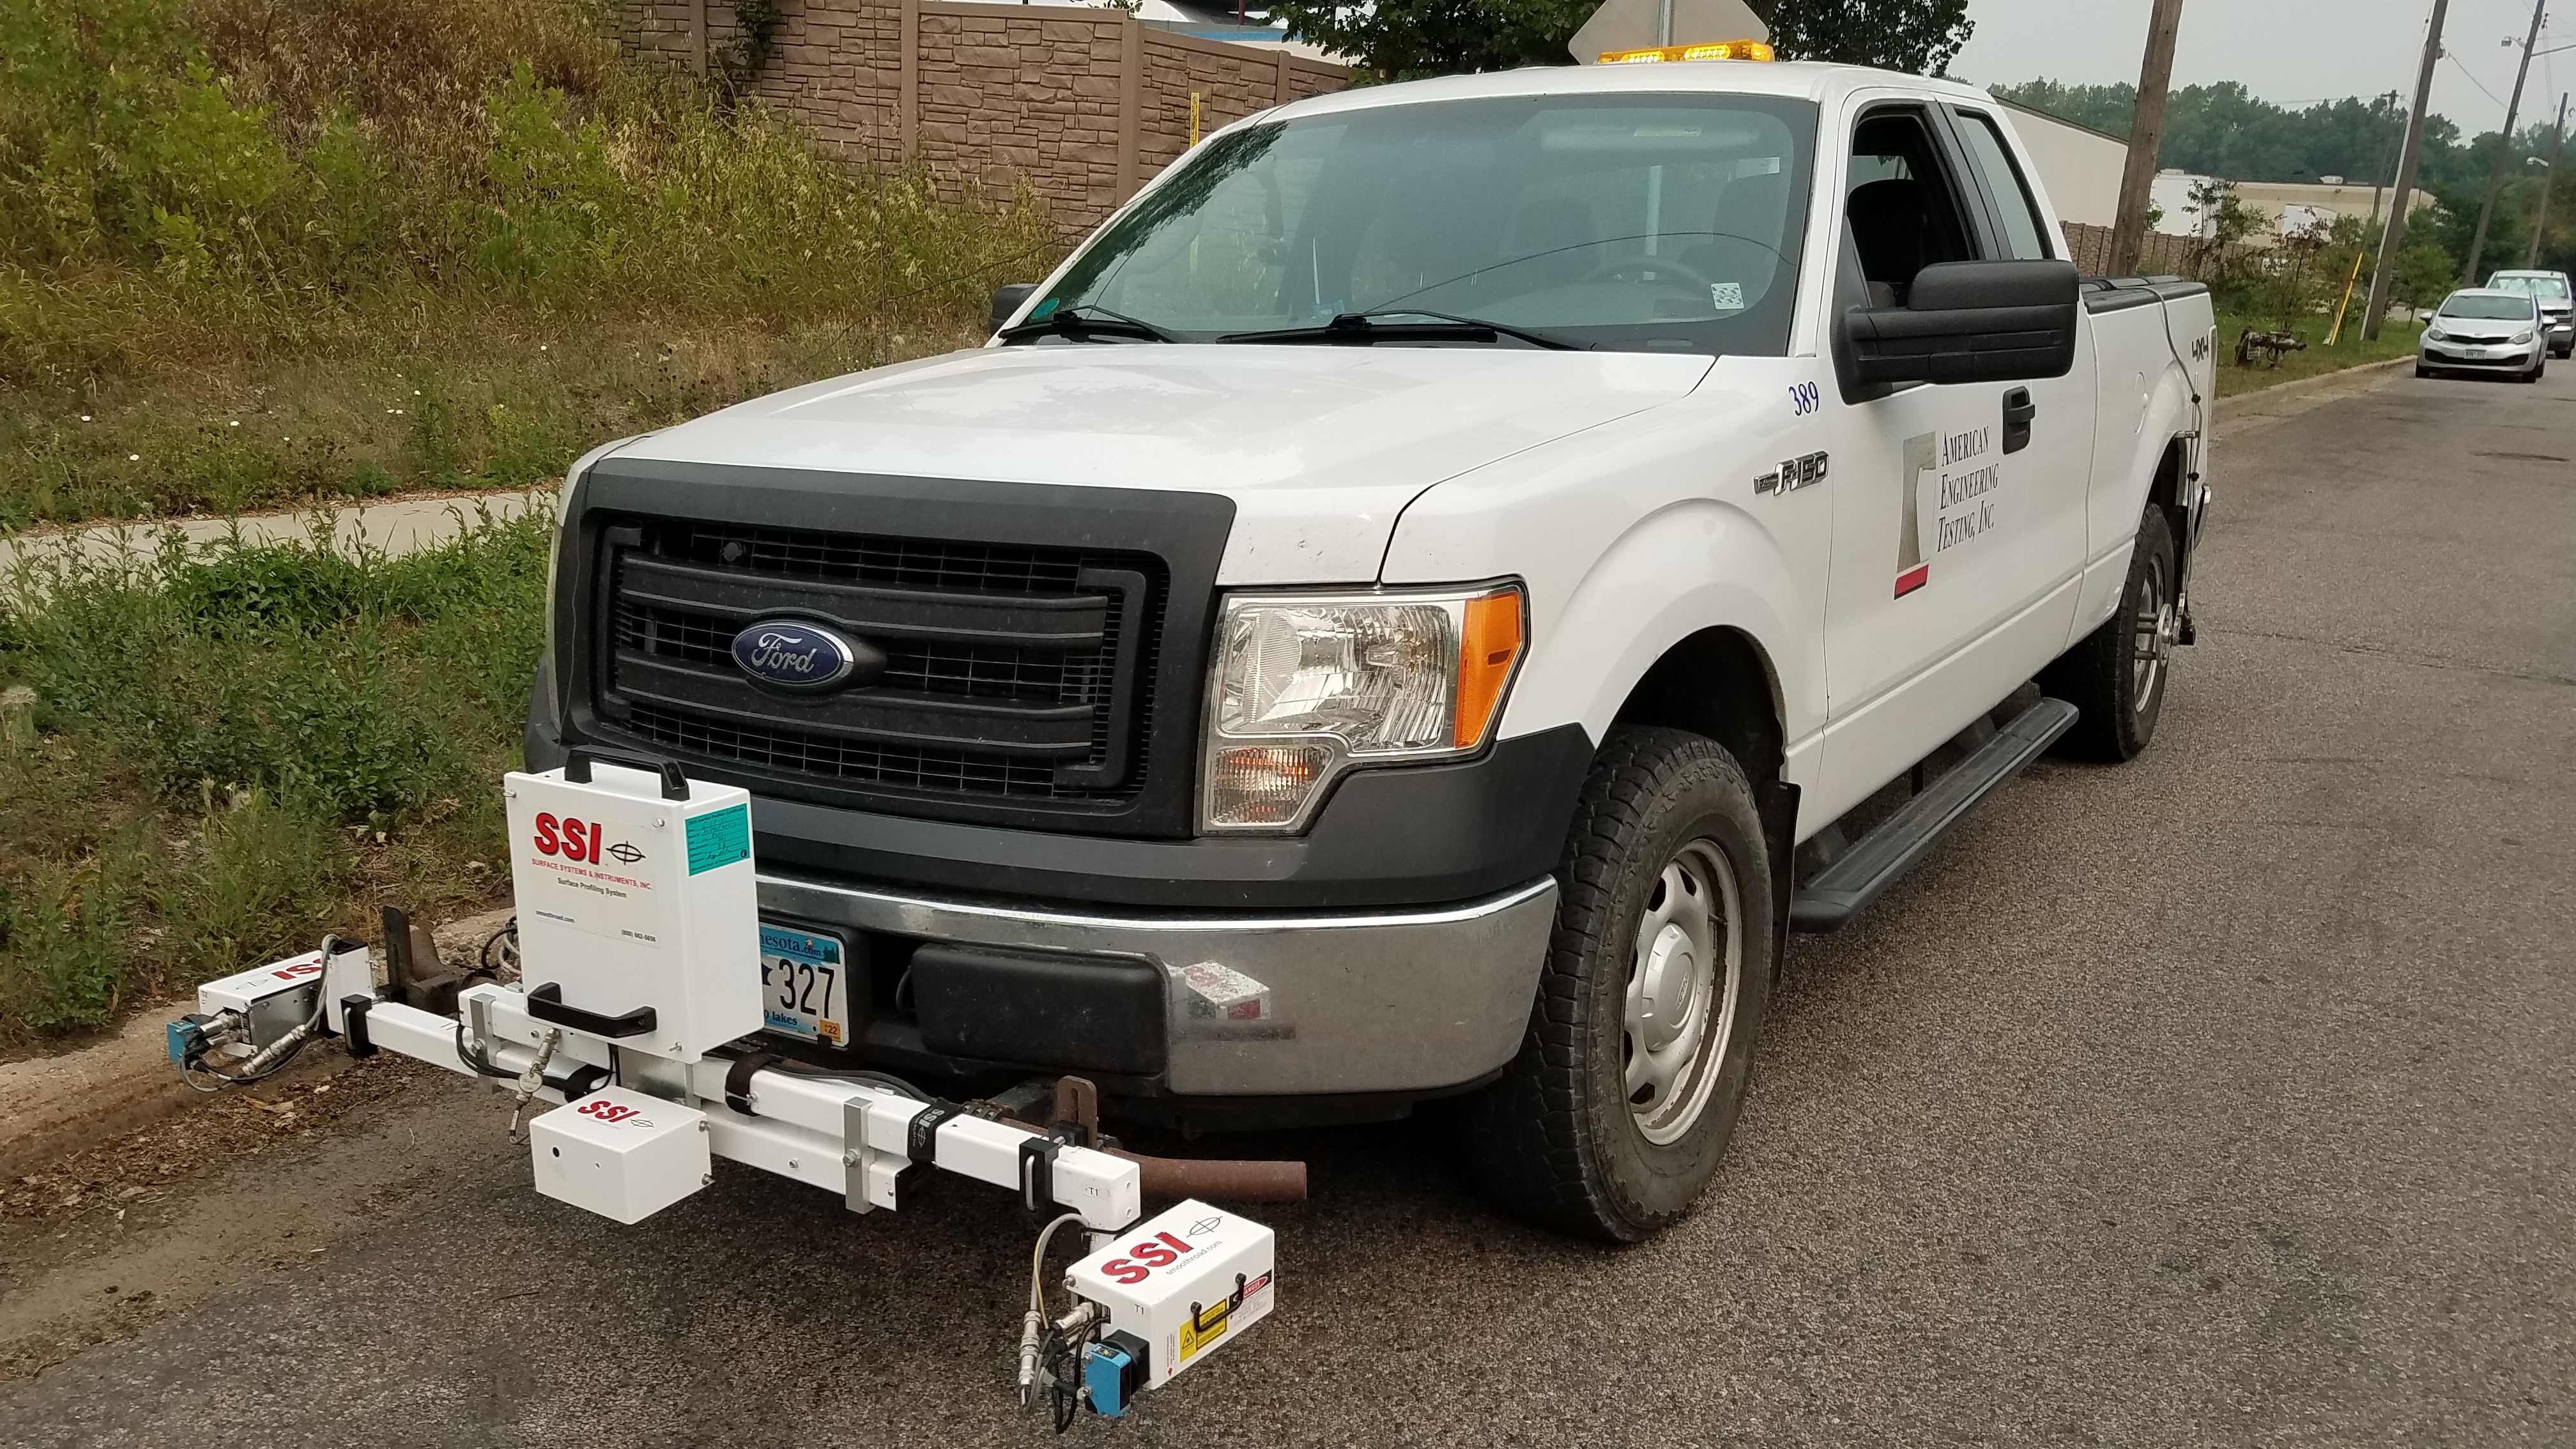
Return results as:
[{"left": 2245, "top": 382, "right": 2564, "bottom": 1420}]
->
[{"left": 0, "top": 1052, "right": 514, "bottom": 1383}]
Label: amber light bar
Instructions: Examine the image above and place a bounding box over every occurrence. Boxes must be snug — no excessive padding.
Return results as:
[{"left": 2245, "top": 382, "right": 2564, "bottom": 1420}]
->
[{"left": 1600, "top": 40, "right": 1777, "bottom": 63}]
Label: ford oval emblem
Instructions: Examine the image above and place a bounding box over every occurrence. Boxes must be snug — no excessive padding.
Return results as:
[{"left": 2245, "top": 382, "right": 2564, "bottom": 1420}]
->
[{"left": 729, "top": 620, "right": 883, "bottom": 693}]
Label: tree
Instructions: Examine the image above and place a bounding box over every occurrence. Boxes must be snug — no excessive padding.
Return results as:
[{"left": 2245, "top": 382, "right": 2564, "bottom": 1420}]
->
[
  {"left": 1271, "top": 0, "right": 1973, "bottom": 84},
  {"left": 1265, "top": 0, "right": 1599, "bottom": 80},
  {"left": 1754, "top": 0, "right": 1974, "bottom": 76}
]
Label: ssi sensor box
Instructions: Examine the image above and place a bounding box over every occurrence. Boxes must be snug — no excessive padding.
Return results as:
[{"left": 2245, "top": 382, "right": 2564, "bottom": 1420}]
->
[
  {"left": 1067, "top": 1199, "right": 1276, "bottom": 1388},
  {"left": 529, "top": 1086, "right": 712, "bottom": 1224},
  {"left": 503, "top": 757, "right": 761, "bottom": 1061}
]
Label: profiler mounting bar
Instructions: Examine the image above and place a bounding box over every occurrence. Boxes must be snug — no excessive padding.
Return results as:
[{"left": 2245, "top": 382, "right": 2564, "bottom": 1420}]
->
[{"left": 358, "top": 983, "right": 1142, "bottom": 1231}]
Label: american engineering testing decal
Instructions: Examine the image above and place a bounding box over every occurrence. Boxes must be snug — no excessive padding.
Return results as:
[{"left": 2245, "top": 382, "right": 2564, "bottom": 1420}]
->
[{"left": 1895, "top": 425, "right": 1999, "bottom": 597}]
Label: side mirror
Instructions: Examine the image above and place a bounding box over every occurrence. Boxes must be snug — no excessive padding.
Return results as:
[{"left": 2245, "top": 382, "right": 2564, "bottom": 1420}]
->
[
  {"left": 990, "top": 282, "right": 1038, "bottom": 333},
  {"left": 1844, "top": 259, "right": 2080, "bottom": 386}
]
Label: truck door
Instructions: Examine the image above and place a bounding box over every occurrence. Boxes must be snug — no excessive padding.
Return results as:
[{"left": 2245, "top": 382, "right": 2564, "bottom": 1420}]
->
[{"left": 1809, "top": 100, "right": 2096, "bottom": 827}]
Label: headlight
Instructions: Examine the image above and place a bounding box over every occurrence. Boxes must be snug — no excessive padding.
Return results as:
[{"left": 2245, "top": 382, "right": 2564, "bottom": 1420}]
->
[
  {"left": 2426, "top": 327, "right": 2449, "bottom": 342},
  {"left": 1200, "top": 583, "right": 1524, "bottom": 831},
  {"left": 2513, "top": 328, "right": 2538, "bottom": 344}
]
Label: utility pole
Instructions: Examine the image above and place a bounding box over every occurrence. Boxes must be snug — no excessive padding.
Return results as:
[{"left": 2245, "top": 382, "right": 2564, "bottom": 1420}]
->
[
  {"left": 2109, "top": 0, "right": 2188, "bottom": 277},
  {"left": 2467, "top": 0, "right": 2549, "bottom": 285},
  {"left": 2365, "top": 0, "right": 2451, "bottom": 341},
  {"left": 2369, "top": 90, "right": 2402, "bottom": 226},
  {"left": 2530, "top": 93, "right": 2571, "bottom": 266}
]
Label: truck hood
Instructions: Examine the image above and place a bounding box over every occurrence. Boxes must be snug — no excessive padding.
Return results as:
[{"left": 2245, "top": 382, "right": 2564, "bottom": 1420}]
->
[{"left": 613, "top": 345, "right": 1713, "bottom": 583}]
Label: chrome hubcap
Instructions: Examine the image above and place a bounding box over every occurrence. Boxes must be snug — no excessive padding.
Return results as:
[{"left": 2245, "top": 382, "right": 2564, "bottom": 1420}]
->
[
  {"left": 1623, "top": 839, "right": 1743, "bottom": 1146},
  {"left": 2131, "top": 552, "right": 2175, "bottom": 714}
]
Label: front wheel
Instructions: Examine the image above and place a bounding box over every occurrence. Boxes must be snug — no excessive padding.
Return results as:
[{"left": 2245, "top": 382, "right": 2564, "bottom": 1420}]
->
[
  {"left": 1463, "top": 727, "right": 1775, "bottom": 1242},
  {"left": 2042, "top": 505, "right": 2178, "bottom": 762}
]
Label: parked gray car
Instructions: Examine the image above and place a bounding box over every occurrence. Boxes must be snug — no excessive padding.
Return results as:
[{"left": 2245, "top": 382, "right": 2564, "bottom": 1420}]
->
[{"left": 2485, "top": 268, "right": 2574, "bottom": 358}]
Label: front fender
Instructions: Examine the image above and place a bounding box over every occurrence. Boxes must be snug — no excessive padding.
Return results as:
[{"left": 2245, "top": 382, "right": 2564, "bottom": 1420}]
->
[
  {"left": 1381, "top": 358, "right": 1830, "bottom": 788},
  {"left": 1512, "top": 499, "right": 1813, "bottom": 762}
]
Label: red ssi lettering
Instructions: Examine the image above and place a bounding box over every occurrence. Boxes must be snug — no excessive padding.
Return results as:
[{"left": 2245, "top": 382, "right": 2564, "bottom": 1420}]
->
[
  {"left": 577, "top": 1100, "right": 642, "bottom": 1124},
  {"left": 1098, "top": 1230, "right": 1195, "bottom": 1285},
  {"left": 535, "top": 813, "right": 605, "bottom": 864}
]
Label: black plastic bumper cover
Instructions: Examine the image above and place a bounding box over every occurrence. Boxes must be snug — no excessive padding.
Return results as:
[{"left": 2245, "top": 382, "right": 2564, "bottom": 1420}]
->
[{"left": 910, "top": 943, "right": 1166, "bottom": 1076}]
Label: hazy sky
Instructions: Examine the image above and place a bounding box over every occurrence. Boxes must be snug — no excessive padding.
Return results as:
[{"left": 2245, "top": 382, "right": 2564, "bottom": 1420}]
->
[{"left": 1954, "top": 0, "right": 2575, "bottom": 135}]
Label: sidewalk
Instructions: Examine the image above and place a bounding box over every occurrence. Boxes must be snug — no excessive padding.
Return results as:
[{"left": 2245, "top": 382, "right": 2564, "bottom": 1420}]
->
[{"left": 1, "top": 487, "right": 555, "bottom": 576}]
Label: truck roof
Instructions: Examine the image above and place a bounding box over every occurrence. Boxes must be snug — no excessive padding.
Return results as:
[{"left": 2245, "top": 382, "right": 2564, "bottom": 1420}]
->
[{"left": 1268, "top": 60, "right": 1993, "bottom": 125}]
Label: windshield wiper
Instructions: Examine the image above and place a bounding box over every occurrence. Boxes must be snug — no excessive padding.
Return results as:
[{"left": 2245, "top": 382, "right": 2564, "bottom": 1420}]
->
[
  {"left": 1216, "top": 310, "right": 1579, "bottom": 351},
  {"left": 995, "top": 303, "right": 1177, "bottom": 344}
]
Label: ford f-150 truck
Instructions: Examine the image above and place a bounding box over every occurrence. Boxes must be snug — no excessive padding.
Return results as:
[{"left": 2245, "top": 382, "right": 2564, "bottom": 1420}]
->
[{"left": 525, "top": 57, "right": 2214, "bottom": 1242}]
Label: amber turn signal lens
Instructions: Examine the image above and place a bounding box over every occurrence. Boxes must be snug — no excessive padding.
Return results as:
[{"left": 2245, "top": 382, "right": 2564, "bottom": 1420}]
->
[{"left": 1454, "top": 588, "right": 1523, "bottom": 748}]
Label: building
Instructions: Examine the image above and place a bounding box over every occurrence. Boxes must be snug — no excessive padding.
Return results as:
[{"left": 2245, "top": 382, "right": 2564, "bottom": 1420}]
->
[
  {"left": 2149, "top": 171, "right": 2437, "bottom": 240},
  {"left": 1991, "top": 98, "right": 2126, "bottom": 227}
]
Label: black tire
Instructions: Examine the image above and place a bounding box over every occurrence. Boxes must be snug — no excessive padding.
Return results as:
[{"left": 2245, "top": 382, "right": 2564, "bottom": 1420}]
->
[
  {"left": 2415, "top": 362, "right": 2434, "bottom": 378},
  {"left": 2041, "top": 505, "right": 2178, "bottom": 762},
  {"left": 1462, "top": 726, "right": 1775, "bottom": 1243}
]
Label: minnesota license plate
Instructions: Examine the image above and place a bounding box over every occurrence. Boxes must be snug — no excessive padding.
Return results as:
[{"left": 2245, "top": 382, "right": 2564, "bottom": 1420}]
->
[{"left": 760, "top": 924, "right": 854, "bottom": 1047}]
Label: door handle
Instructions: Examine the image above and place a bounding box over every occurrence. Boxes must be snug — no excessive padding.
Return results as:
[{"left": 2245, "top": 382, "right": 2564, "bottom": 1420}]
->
[{"left": 2002, "top": 387, "right": 2035, "bottom": 454}]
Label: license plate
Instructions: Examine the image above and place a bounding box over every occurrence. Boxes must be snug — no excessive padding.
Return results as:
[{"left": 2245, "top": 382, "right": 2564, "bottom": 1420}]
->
[
  {"left": 760, "top": 924, "right": 854, "bottom": 1047},
  {"left": 2468, "top": 348, "right": 2490, "bottom": 357}
]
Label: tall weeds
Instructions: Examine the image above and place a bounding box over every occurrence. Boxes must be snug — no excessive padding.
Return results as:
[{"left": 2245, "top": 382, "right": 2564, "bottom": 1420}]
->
[
  {"left": 1, "top": 0, "right": 1057, "bottom": 524},
  {"left": 0, "top": 509, "right": 549, "bottom": 1034}
]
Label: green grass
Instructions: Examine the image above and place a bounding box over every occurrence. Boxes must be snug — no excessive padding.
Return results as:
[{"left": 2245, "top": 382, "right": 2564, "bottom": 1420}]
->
[
  {"left": 1, "top": 0, "right": 1052, "bottom": 529},
  {"left": 2213, "top": 309, "right": 2426, "bottom": 399},
  {"left": 0, "top": 510, "right": 548, "bottom": 1037}
]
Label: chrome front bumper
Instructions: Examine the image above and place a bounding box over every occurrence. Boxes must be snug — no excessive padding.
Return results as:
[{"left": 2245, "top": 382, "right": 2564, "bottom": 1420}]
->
[{"left": 757, "top": 872, "right": 1558, "bottom": 1097}]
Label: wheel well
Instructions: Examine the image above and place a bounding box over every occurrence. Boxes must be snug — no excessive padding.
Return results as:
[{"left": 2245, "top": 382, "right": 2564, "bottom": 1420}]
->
[
  {"left": 2148, "top": 438, "right": 2189, "bottom": 550},
  {"left": 1611, "top": 627, "right": 1784, "bottom": 787}
]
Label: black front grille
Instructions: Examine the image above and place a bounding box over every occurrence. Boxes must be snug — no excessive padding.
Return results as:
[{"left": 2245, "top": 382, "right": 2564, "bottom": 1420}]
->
[{"left": 592, "top": 518, "right": 1165, "bottom": 808}]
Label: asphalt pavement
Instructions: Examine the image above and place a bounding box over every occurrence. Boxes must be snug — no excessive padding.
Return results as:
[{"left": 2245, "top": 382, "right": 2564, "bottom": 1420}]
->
[{"left": 4, "top": 365, "right": 2572, "bottom": 1446}]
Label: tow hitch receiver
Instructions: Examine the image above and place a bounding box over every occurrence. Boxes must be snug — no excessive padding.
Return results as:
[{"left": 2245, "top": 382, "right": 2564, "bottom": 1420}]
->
[{"left": 164, "top": 755, "right": 1289, "bottom": 1424}]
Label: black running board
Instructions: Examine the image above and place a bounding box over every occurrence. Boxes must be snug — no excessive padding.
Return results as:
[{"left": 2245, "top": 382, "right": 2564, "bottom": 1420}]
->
[{"left": 1789, "top": 698, "right": 2079, "bottom": 933}]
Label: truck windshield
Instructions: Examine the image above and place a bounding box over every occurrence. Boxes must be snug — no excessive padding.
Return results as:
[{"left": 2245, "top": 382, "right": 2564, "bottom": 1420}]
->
[{"left": 1024, "top": 94, "right": 1818, "bottom": 355}]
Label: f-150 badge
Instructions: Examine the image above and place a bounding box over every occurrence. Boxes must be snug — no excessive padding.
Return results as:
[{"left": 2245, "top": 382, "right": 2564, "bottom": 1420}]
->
[{"left": 1755, "top": 451, "right": 1828, "bottom": 494}]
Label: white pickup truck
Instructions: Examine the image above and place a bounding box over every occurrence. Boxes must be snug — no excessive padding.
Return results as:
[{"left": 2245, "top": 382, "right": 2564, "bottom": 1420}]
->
[{"left": 527, "top": 57, "right": 2214, "bottom": 1242}]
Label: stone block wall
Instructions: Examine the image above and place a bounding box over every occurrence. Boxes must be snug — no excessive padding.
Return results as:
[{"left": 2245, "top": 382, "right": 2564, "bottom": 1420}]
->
[{"left": 624, "top": 0, "right": 1348, "bottom": 234}]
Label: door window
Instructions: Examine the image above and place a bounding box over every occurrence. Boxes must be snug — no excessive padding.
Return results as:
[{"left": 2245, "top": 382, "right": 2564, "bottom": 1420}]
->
[
  {"left": 1951, "top": 112, "right": 2054, "bottom": 261},
  {"left": 1846, "top": 109, "right": 1979, "bottom": 306}
]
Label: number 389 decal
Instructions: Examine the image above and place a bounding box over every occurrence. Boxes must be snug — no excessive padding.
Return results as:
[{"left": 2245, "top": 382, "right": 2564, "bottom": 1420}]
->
[{"left": 1790, "top": 381, "right": 1821, "bottom": 416}]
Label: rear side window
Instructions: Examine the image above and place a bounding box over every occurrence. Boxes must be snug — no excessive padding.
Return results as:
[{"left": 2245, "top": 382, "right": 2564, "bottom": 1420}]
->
[{"left": 1953, "top": 112, "right": 2053, "bottom": 261}]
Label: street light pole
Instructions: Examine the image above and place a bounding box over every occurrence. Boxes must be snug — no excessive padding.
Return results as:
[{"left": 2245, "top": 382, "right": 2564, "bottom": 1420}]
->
[
  {"left": 2467, "top": 0, "right": 2550, "bottom": 285},
  {"left": 2109, "top": 0, "right": 2188, "bottom": 277},
  {"left": 2366, "top": 0, "right": 2452, "bottom": 341},
  {"left": 2530, "top": 93, "right": 2572, "bottom": 267}
]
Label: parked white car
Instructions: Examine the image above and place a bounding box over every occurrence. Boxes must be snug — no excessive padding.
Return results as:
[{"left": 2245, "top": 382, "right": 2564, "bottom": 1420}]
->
[
  {"left": 2485, "top": 268, "right": 2575, "bottom": 357},
  {"left": 2419, "top": 289, "right": 2546, "bottom": 382}
]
